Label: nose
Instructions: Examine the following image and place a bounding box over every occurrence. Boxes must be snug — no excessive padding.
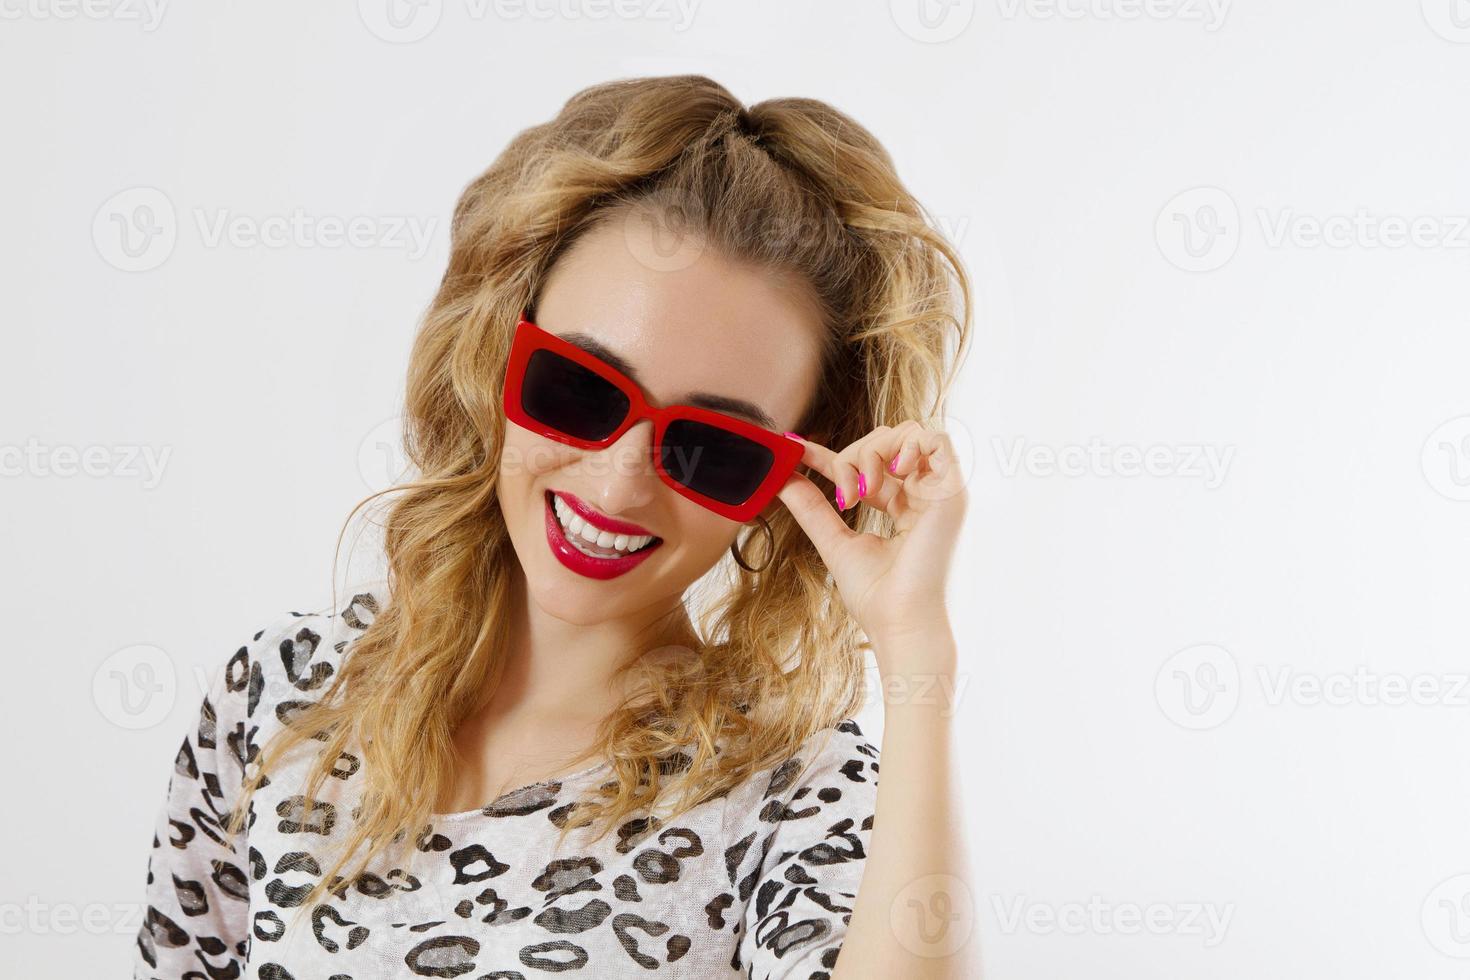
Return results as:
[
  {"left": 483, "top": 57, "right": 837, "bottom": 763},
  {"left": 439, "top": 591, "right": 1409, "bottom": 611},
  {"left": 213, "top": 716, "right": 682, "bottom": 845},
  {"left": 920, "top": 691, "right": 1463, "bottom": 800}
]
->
[{"left": 584, "top": 419, "right": 662, "bottom": 515}]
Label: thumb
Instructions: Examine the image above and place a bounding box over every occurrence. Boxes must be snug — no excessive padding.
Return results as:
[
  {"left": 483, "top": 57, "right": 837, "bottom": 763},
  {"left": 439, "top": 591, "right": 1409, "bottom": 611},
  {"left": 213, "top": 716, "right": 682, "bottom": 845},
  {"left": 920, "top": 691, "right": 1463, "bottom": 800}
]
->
[{"left": 776, "top": 470, "right": 856, "bottom": 567}]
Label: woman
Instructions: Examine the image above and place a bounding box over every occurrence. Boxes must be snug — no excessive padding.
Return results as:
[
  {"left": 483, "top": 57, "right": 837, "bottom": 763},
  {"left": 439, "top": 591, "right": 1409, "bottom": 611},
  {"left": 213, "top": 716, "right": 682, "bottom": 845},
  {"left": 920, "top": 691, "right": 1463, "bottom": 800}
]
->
[{"left": 134, "top": 74, "right": 973, "bottom": 979}]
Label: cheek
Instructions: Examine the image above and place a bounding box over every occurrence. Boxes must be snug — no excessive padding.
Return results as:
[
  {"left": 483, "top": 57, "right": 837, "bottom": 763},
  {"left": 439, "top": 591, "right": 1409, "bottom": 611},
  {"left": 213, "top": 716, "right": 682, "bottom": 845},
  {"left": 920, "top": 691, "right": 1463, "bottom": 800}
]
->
[
  {"left": 500, "top": 430, "right": 580, "bottom": 482},
  {"left": 664, "top": 503, "right": 740, "bottom": 559}
]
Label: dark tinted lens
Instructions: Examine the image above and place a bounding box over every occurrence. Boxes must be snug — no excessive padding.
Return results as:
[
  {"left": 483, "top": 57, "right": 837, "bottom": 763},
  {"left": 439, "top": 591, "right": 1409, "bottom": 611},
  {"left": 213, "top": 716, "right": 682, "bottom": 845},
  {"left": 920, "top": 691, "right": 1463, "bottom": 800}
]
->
[
  {"left": 661, "top": 419, "right": 775, "bottom": 505},
  {"left": 521, "top": 349, "right": 630, "bottom": 441}
]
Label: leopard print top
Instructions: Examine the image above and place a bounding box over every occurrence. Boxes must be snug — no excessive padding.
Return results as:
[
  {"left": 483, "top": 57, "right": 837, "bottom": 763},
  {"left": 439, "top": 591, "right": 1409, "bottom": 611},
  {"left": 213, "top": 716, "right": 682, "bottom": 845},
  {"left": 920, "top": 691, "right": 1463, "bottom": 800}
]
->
[{"left": 132, "top": 587, "right": 879, "bottom": 979}]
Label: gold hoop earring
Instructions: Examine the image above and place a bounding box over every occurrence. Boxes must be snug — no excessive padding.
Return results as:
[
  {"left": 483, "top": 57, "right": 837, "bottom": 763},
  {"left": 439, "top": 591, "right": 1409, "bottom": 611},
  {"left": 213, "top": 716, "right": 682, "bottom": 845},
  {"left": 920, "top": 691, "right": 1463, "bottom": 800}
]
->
[{"left": 730, "top": 515, "right": 775, "bottom": 574}]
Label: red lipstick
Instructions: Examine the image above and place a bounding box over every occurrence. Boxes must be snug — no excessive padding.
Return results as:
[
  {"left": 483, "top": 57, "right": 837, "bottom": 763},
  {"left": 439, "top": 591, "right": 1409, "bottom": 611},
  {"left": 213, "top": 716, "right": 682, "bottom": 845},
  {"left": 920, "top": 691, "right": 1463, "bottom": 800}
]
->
[{"left": 543, "top": 490, "right": 662, "bottom": 581}]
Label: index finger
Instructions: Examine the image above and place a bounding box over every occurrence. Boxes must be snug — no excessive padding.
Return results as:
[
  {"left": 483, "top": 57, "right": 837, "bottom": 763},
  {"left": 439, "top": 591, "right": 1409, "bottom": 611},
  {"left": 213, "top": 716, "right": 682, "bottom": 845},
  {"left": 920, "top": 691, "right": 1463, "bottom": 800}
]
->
[{"left": 784, "top": 426, "right": 914, "bottom": 511}]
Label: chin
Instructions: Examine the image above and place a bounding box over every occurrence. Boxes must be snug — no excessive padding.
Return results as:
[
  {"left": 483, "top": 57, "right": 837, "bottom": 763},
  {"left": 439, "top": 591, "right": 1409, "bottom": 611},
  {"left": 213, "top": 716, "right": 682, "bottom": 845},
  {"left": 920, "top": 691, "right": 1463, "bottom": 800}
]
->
[{"left": 528, "top": 569, "right": 621, "bottom": 624}]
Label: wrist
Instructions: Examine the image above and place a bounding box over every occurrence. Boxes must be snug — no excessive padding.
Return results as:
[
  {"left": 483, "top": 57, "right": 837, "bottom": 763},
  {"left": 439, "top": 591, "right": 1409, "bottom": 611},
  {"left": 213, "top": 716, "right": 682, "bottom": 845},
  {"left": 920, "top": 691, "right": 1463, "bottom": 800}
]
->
[
  {"left": 869, "top": 612, "right": 955, "bottom": 651},
  {"left": 869, "top": 620, "right": 958, "bottom": 678}
]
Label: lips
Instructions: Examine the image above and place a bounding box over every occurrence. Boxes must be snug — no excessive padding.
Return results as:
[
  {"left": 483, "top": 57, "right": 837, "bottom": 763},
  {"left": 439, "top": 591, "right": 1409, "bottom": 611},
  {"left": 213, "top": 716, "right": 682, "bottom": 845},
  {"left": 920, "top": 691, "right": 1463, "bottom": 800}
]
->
[{"left": 543, "top": 490, "right": 662, "bottom": 581}]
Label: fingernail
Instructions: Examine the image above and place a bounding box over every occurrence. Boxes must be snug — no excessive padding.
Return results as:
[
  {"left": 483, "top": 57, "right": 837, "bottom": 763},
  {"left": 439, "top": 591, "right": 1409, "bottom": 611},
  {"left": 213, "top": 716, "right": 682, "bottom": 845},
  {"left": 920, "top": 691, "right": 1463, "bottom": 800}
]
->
[
  {"left": 888, "top": 456, "right": 899, "bottom": 474},
  {"left": 835, "top": 487, "right": 845, "bottom": 509},
  {"left": 782, "top": 431, "right": 805, "bottom": 441},
  {"left": 857, "top": 473, "right": 867, "bottom": 498}
]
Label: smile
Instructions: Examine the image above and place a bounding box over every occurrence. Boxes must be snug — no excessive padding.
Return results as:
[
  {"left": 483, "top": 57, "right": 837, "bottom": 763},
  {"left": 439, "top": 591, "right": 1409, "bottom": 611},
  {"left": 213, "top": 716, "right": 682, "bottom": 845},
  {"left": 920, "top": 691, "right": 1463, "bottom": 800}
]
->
[{"left": 543, "top": 490, "right": 663, "bottom": 580}]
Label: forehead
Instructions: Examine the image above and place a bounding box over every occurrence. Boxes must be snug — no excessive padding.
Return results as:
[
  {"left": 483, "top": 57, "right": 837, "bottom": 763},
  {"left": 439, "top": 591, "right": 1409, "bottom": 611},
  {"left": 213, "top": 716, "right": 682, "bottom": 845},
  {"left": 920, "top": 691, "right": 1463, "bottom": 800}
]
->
[{"left": 531, "top": 216, "right": 826, "bottom": 433}]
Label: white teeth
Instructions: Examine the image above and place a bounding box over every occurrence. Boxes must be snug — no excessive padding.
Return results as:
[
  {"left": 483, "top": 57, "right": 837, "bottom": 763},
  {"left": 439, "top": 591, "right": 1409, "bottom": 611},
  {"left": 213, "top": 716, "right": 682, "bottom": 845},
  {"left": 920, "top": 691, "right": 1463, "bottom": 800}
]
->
[{"left": 551, "top": 493, "right": 654, "bottom": 555}]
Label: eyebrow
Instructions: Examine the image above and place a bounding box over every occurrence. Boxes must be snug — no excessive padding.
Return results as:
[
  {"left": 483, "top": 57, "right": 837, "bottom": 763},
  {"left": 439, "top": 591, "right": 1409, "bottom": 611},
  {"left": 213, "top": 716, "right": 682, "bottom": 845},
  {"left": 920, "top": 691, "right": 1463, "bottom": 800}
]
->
[{"left": 558, "top": 331, "right": 779, "bottom": 431}]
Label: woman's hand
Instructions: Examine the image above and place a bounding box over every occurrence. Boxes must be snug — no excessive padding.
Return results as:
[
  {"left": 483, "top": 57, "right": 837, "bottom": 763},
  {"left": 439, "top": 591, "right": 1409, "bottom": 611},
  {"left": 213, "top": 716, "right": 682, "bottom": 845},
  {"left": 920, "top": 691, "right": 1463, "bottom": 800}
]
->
[{"left": 775, "top": 420, "right": 968, "bottom": 665}]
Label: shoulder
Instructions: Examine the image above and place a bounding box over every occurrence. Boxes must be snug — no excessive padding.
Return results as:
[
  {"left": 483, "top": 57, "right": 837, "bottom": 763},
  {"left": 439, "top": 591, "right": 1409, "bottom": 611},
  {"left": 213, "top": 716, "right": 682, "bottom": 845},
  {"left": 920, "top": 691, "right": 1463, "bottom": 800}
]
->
[
  {"left": 208, "top": 583, "right": 387, "bottom": 731},
  {"left": 725, "top": 718, "right": 880, "bottom": 834},
  {"left": 767, "top": 718, "right": 880, "bottom": 802}
]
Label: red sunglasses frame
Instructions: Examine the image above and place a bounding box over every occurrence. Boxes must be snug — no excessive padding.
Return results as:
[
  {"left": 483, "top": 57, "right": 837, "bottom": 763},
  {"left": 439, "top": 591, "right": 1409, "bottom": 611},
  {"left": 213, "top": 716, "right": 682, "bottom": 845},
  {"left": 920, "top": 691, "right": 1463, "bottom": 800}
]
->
[{"left": 502, "top": 310, "right": 804, "bottom": 523}]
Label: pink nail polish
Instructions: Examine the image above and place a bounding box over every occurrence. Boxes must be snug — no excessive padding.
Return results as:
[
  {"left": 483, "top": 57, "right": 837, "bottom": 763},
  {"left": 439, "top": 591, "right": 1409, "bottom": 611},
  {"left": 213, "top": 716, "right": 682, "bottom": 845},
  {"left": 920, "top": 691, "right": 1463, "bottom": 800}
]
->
[
  {"left": 857, "top": 473, "right": 867, "bottom": 497},
  {"left": 888, "top": 456, "right": 899, "bottom": 474},
  {"left": 835, "top": 487, "right": 845, "bottom": 509},
  {"left": 782, "top": 431, "right": 804, "bottom": 441}
]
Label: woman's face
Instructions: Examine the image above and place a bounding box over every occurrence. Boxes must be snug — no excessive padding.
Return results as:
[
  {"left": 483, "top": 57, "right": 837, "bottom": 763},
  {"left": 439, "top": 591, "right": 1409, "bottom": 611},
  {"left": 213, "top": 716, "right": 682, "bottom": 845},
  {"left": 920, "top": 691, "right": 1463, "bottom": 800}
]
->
[{"left": 497, "top": 211, "right": 825, "bottom": 631}]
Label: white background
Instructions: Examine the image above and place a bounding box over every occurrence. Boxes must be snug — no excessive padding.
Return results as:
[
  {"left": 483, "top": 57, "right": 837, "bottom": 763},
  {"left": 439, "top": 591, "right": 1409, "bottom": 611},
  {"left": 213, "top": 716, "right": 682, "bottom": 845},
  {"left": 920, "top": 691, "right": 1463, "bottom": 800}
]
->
[{"left": 4, "top": 2, "right": 1470, "bottom": 977}]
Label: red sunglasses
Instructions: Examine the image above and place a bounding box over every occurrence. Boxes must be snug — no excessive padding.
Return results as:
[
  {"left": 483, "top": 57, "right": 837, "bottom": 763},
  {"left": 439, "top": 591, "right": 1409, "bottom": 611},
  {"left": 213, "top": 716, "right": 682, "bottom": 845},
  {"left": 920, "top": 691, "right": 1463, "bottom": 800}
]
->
[{"left": 502, "top": 311, "right": 803, "bottom": 522}]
